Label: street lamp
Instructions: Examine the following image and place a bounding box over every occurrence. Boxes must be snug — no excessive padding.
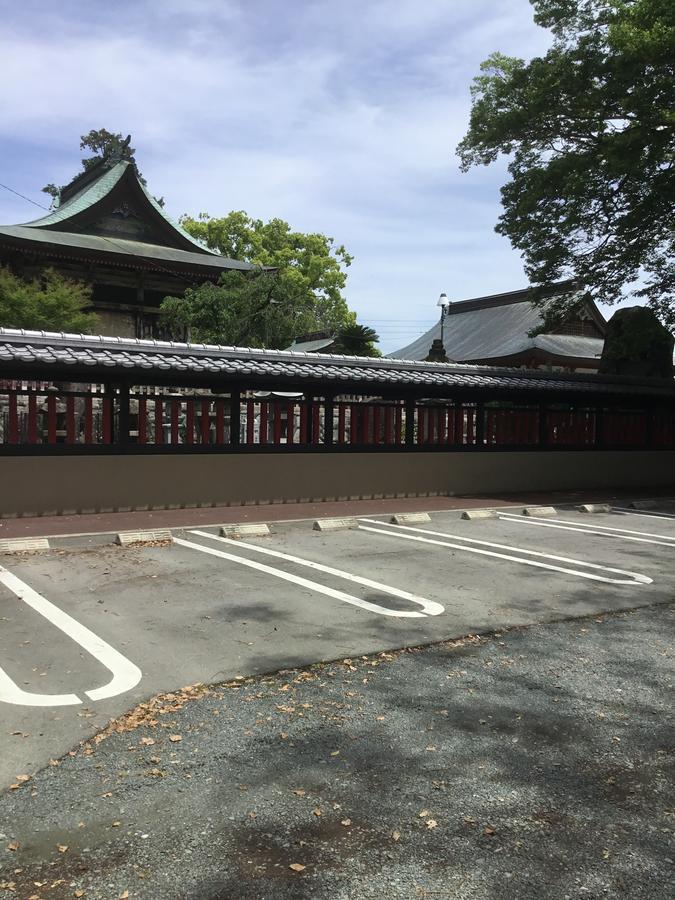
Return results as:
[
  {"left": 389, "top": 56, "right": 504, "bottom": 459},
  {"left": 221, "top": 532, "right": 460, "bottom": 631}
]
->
[{"left": 437, "top": 292, "right": 450, "bottom": 346}]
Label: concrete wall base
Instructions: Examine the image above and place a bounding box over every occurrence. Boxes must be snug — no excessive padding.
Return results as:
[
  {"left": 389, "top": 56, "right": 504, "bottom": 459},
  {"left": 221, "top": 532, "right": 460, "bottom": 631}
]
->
[{"left": 1, "top": 451, "right": 674, "bottom": 518}]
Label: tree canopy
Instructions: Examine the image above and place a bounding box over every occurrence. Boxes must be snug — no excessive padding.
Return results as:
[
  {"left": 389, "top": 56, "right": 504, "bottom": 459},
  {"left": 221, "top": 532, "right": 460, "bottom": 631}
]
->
[
  {"left": 458, "top": 0, "right": 675, "bottom": 329},
  {"left": 41, "top": 129, "right": 159, "bottom": 204},
  {"left": 161, "top": 211, "right": 360, "bottom": 349},
  {"left": 332, "top": 323, "right": 381, "bottom": 357},
  {"left": 0, "top": 267, "right": 98, "bottom": 333}
]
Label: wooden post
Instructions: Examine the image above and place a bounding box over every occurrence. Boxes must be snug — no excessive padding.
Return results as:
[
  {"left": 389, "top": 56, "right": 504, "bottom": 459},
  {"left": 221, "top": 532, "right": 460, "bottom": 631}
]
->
[
  {"left": 117, "top": 384, "right": 130, "bottom": 446},
  {"left": 324, "top": 396, "right": 334, "bottom": 447},
  {"left": 230, "top": 388, "right": 241, "bottom": 447},
  {"left": 405, "top": 396, "right": 415, "bottom": 447},
  {"left": 595, "top": 405, "right": 604, "bottom": 449},
  {"left": 475, "top": 401, "right": 485, "bottom": 447},
  {"left": 538, "top": 401, "right": 548, "bottom": 448},
  {"left": 304, "top": 393, "right": 314, "bottom": 445}
]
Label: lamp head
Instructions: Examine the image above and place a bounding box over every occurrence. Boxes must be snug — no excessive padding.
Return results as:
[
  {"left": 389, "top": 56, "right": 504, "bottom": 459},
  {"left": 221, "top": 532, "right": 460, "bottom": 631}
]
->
[{"left": 437, "top": 292, "right": 450, "bottom": 310}]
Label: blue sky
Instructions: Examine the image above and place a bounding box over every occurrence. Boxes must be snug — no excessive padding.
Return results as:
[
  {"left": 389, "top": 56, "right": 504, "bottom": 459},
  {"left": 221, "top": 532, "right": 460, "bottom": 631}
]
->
[{"left": 0, "top": 0, "right": 556, "bottom": 351}]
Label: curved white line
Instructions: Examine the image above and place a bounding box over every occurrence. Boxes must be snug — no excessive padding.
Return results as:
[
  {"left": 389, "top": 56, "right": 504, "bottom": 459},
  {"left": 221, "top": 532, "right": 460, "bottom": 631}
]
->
[
  {"left": 499, "top": 514, "right": 675, "bottom": 547},
  {"left": 174, "top": 536, "right": 433, "bottom": 618},
  {"left": 0, "top": 565, "right": 142, "bottom": 704},
  {"left": 0, "top": 667, "right": 81, "bottom": 707},
  {"left": 358, "top": 521, "right": 652, "bottom": 586},
  {"left": 189, "top": 529, "right": 444, "bottom": 616}
]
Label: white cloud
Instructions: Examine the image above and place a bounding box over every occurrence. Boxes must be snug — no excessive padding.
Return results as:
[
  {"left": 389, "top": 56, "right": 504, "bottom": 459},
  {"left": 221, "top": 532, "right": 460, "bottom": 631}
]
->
[{"left": 0, "top": 0, "right": 553, "bottom": 350}]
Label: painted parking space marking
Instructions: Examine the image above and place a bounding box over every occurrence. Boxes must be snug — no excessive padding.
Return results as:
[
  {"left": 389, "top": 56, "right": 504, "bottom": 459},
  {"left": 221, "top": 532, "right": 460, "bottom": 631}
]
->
[
  {"left": 175, "top": 535, "right": 443, "bottom": 618},
  {"left": 0, "top": 564, "right": 142, "bottom": 707},
  {"left": 498, "top": 513, "right": 675, "bottom": 547},
  {"left": 357, "top": 520, "right": 652, "bottom": 586},
  {"left": 612, "top": 507, "right": 675, "bottom": 521}
]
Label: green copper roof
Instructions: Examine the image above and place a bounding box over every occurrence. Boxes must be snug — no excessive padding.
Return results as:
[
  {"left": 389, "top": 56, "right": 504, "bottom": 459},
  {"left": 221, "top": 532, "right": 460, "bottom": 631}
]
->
[
  {"left": 0, "top": 224, "right": 255, "bottom": 273},
  {"left": 21, "top": 161, "right": 213, "bottom": 255}
]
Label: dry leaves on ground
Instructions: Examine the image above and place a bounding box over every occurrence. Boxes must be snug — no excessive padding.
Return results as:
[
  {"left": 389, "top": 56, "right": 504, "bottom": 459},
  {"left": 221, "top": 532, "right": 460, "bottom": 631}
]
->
[{"left": 289, "top": 863, "right": 306, "bottom": 872}]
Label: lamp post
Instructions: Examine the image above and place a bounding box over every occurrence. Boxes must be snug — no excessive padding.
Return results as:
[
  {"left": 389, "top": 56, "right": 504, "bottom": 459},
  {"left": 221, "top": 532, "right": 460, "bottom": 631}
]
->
[
  {"left": 437, "top": 292, "right": 450, "bottom": 346},
  {"left": 426, "top": 292, "right": 451, "bottom": 362}
]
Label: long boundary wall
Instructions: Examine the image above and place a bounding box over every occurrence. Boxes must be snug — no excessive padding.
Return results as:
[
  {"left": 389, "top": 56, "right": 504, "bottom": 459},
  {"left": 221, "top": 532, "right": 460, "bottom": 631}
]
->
[{"left": 1, "top": 450, "right": 674, "bottom": 518}]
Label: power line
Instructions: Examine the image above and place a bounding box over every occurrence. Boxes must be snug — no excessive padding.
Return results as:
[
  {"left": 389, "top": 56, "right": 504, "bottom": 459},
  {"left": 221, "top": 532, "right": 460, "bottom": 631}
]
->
[{"left": 0, "top": 182, "right": 51, "bottom": 211}]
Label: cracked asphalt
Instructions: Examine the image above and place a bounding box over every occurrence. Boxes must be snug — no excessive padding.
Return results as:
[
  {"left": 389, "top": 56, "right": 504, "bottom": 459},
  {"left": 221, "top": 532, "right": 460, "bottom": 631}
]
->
[{"left": 1, "top": 603, "right": 673, "bottom": 900}]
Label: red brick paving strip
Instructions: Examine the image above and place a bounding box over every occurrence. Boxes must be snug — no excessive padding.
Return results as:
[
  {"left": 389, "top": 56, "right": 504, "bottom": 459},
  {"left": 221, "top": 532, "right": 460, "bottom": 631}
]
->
[{"left": 0, "top": 488, "right": 670, "bottom": 540}]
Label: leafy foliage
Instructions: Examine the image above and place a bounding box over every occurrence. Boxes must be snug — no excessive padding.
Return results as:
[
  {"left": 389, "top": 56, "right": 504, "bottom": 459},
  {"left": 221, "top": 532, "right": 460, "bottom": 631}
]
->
[
  {"left": 332, "top": 323, "right": 381, "bottom": 357},
  {"left": 41, "top": 129, "right": 161, "bottom": 204},
  {"left": 162, "top": 211, "right": 357, "bottom": 348},
  {"left": 0, "top": 266, "right": 98, "bottom": 332},
  {"left": 458, "top": 0, "right": 675, "bottom": 329}
]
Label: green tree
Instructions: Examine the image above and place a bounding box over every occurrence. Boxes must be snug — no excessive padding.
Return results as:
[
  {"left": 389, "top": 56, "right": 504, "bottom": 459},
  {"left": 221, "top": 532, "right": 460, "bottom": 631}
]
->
[
  {"left": 0, "top": 266, "right": 99, "bottom": 332},
  {"left": 332, "top": 323, "right": 381, "bottom": 357},
  {"left": 162, "top": 211, "right": 357, "bottom": 348},
  {"left": 458, "top": 0, "right": 675, "bottom": 329},
  {"left": 41, "top": 129, "right": 162, "bottom": 205}
]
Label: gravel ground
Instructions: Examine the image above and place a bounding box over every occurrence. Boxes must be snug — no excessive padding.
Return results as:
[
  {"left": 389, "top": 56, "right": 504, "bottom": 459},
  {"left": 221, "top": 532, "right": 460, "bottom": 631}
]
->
[{"left": 1, "top": 603, "right": 673, "bottom": 900}]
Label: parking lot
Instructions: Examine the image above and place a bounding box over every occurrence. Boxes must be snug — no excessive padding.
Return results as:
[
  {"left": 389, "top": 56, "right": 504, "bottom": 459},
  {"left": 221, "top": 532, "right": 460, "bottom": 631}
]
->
[{"left": 1, "top": 499, "right": 674, "bottom": 789}]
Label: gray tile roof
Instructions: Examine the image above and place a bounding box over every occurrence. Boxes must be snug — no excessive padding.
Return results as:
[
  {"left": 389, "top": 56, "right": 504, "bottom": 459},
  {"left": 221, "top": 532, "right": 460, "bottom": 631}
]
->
[
  {"left": 1, "top": 329, "right": 673, "bottom": 399},
  {"left": 389, "top": 288, "right": 605, "bottom": 363}
]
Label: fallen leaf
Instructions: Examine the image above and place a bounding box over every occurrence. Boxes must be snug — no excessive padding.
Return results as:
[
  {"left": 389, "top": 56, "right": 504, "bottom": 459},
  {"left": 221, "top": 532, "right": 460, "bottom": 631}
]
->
[
  {"left": 7, "top": 841, "right": 19, "bottom": 851},
  {"left": 169, "top": 735, "right": 182, "bottom": 743},
  {"left": 392, "top": 830, "right": 401, "bottom": 841},
  {"left": 112, "top": 821, "right": 121, "bottom": 827},
  {"left": 57, "top": 844, "right": 68, "bottom": 853},
  {"left": 426, "top": 819, "right": 438, "bottom": 829},
  {"left": 101, "top": 792, "right": 113, "bottom": 798},
  {"left": 289, "top": 863, "right": 306, "bottom": 873},
  {"left": 15, "top": 775, "right": 30, "bottom": 783},
  {"left": 340, "top": 819, "right": 352, "bottom": 827},
  {"left": 120, "top": 892, "right": 129, "bottom": 899},
  {"left": 75, "top": 891, "right": 85, "bottom": 897},
  {"left": 292, "top": 789, "right": 306, "bottom": 797},
  {"left": 483, "top": 826, "right": 496, "bottom": 837},
  {"left": 418, "top": 809, "right": 430, "bottom": 818},
  {"left": 330, "top": 750, "right": 340, "bottom": 757},
  {"left": 313, "top": 808, "right": 322, "bottom": 817},
  {"left": 140, "top": 738, "right": 155, "bottom": 746},
  {"left": 49, "top": 759, "right": 61, "bottom": 767}
]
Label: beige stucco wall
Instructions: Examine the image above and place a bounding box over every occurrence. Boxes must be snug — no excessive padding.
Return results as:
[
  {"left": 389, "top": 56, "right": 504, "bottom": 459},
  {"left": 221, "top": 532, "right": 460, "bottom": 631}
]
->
[{"left": 1, "top": 450, "right": 674, "bottom": 518}]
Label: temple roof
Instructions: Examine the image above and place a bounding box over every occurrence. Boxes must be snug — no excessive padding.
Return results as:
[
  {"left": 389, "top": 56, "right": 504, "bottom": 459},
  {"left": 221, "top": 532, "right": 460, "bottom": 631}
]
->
[
  {"left": 389, "top": 284, "right": 606, "bottom": 366},
  {"left": 1, "top": 327, "right": 672, "bottom": 399},
  {"left": 1, "top": 158, "right": 256, "bottom": 275}
]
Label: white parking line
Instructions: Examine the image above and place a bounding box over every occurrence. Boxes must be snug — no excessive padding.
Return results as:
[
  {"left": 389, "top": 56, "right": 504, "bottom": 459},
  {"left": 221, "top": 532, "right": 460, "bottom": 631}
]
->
[
  {"left": 0, "top": 565, "right": 142, "bottom": 707},
  {"left": 189, "top": 529, "right": 444, "bottom": 616},
  {"left": 499, "top": 513, "right": 675, "bottom": 547},
  {"left": 175, "top": 535, "right": 442, "bottom": 618},
  {"left": 358, "top": 520, "right": 652, "bottom": 586},
  {"left": 612, "top": 507, "right": 675, "bottom": 521}
]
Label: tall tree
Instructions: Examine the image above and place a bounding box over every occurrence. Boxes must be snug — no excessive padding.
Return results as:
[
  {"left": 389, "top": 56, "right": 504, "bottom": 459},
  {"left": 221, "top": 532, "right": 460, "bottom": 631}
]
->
[
  {"left": 458, "top": 0, "right": 675, "bottom": 329},
  {"left": 162, "top": 212, "right": 357, "bottom": 348},
  {"left": 0, "top": 267, "right": 98, "bottom": 333}
]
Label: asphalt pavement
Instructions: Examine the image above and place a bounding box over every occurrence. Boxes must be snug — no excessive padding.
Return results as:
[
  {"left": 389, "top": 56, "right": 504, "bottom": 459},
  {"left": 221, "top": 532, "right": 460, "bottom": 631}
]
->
[{"left": 0, "top": 604, "right": 672, "bottom": 899}]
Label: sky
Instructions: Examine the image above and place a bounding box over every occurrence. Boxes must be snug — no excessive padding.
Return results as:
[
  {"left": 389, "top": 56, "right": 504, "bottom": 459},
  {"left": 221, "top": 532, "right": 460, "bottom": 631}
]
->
[{"left": 0, "top": 0, "right": 557, "bottom": 352}]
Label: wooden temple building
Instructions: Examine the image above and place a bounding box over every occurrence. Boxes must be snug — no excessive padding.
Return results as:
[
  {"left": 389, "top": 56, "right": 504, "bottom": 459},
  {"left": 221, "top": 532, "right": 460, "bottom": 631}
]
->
[
  {"left": 390, "top": 284, "right": 607, "bottom": 372},
  {"left": 0, "top": 157, "right": 254, "bottom": 339}
]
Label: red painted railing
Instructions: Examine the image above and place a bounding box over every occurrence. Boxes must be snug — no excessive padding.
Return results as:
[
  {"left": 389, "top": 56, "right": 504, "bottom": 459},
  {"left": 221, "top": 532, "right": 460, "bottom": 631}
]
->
[{"left": 0, "top": 384, "right": 673, "bottom": 451}]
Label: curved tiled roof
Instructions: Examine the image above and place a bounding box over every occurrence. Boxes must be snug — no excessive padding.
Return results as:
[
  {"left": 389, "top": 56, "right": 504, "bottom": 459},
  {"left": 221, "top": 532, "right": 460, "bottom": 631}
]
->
[
  {"left": 389, "top": 286, "right": 605, "bottom": 364},
  {"left": 1, "top": 328, "right": 672, "bottom": 399},
  {"left": 21, "top": 161, "right": 210, "bottom": 254}
]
